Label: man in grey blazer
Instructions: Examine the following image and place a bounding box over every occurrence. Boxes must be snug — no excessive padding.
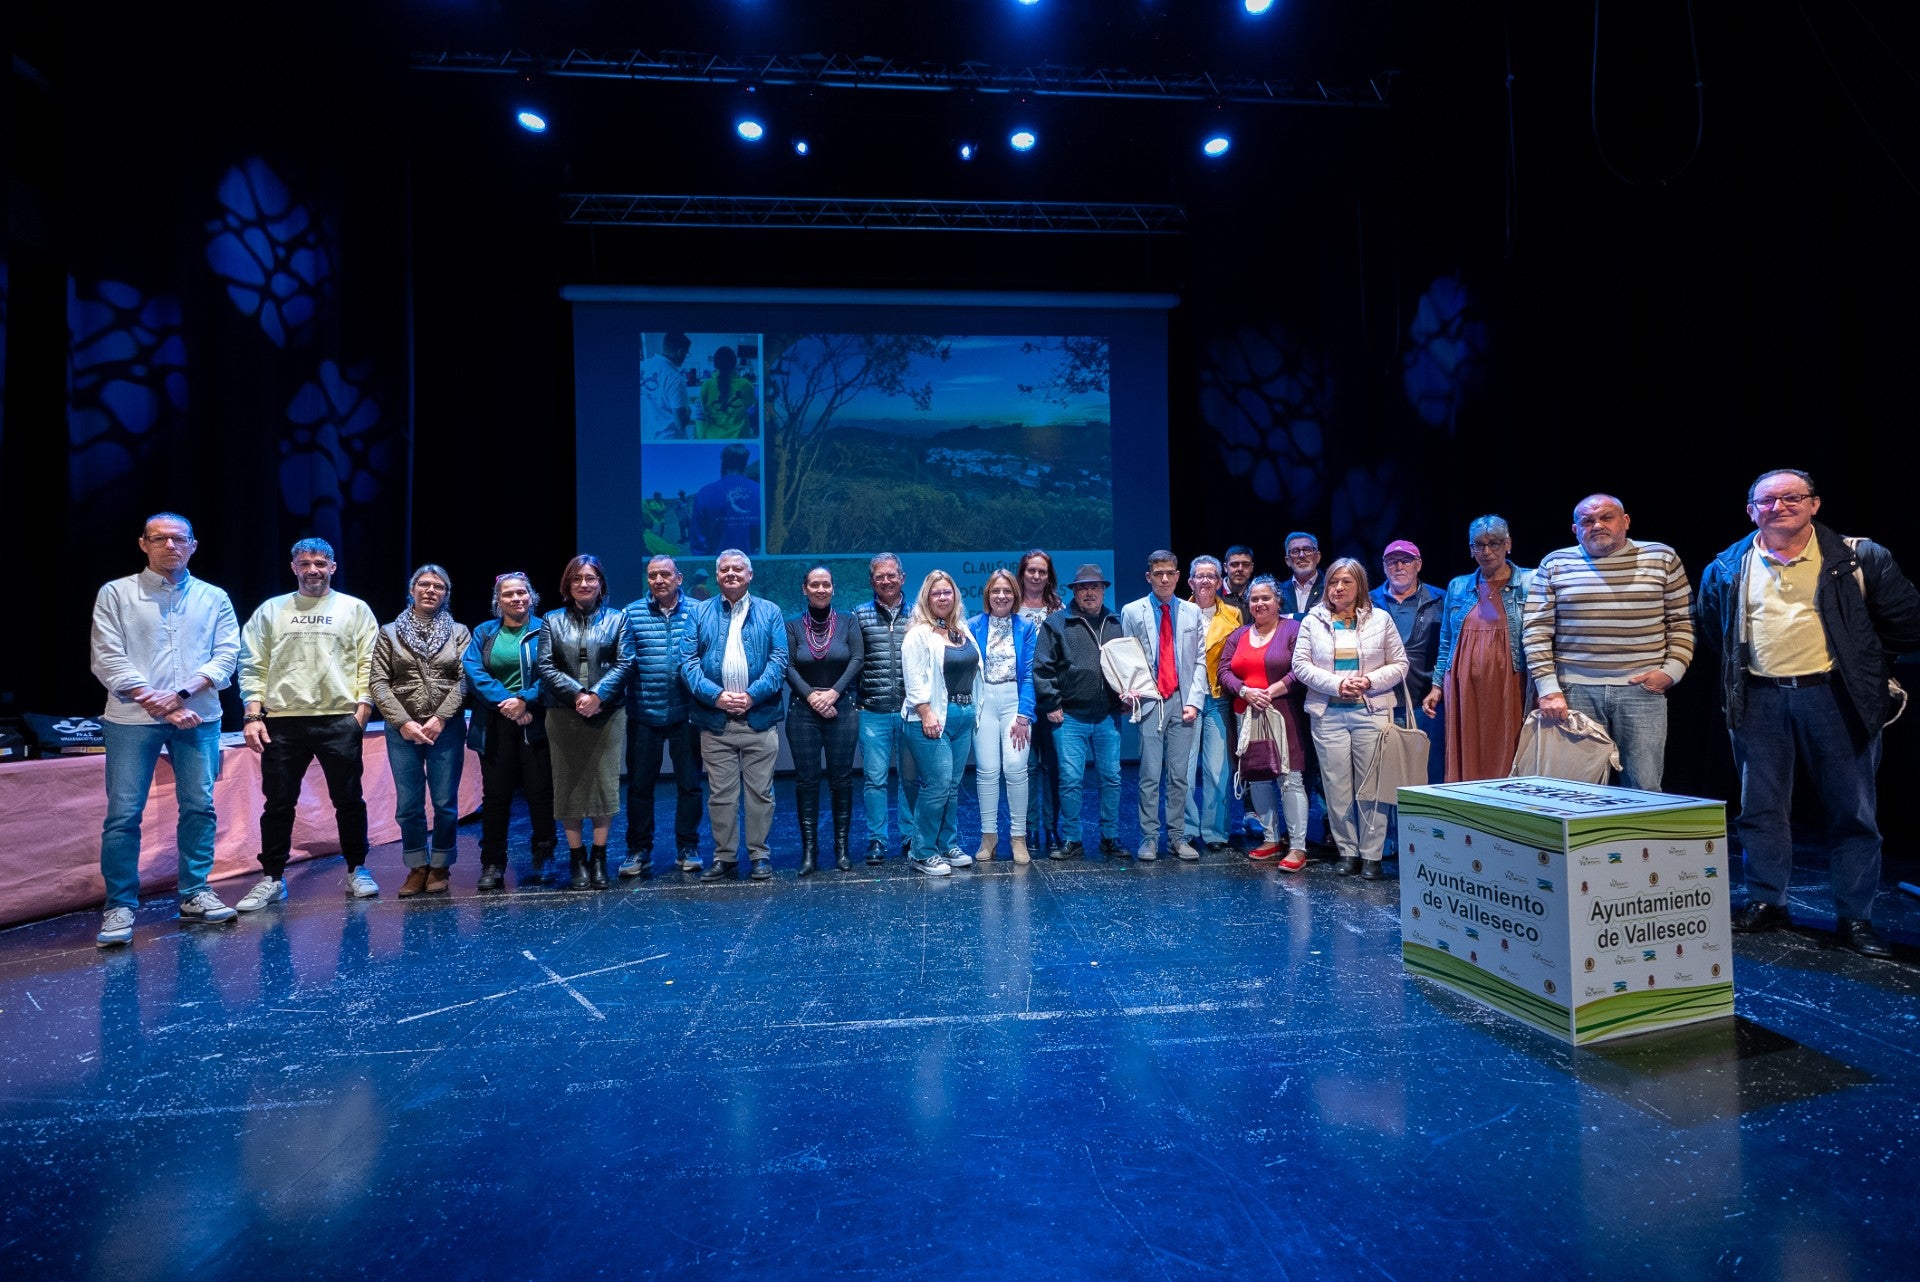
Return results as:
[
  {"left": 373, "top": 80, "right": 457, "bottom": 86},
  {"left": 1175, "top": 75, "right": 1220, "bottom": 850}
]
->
[{"left": 1120, "top": 550, "right": 1209, "bottom": 860}]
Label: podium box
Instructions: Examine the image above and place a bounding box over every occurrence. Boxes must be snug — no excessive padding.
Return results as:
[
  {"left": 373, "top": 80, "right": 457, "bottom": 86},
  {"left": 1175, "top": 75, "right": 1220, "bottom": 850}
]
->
[{"left": 1397, "top": 776, "right": 1733, "bottom": 1045}]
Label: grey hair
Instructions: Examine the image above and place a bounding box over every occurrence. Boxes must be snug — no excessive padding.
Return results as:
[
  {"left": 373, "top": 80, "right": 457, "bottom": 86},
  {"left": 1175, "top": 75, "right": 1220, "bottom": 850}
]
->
[
  {"left": 490, "top": 572, "right": 540, "bottom": 619},
  {"left": 1189, "top": 555, "right": 1223, "bottom": 578},
  {"left": 1468, "top": 515, "right": 1511, "bottom": 545},
  {"left": 407, "top": 564, "right": 452, "bottom": 614},
  {"left": 716, "top": 548, "right": 753, "bottom": 572},
  {"left": 869, "top": 551, "right": 902, "bottom": 574}
]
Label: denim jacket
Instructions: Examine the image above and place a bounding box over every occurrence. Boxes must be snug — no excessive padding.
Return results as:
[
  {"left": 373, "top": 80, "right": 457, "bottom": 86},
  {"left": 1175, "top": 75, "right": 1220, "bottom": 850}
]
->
[
  {"left": 1433, "top": 563, "right": 1535, "bottom": 685},
  {"left": 463, "top": 616, "right": 547, "bottom": 750},
  {"left": 681, "top": 593, "right": 790, "bottom": 732},
  {"left": 967, "top": 611, "right": 1038, "bottom": 722}
]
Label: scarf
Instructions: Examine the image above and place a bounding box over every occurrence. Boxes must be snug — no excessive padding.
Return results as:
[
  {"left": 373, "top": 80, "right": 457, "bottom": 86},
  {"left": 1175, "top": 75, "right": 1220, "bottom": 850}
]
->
[{"left": 395, "top": 607, "right": 453, "bottom": 659}]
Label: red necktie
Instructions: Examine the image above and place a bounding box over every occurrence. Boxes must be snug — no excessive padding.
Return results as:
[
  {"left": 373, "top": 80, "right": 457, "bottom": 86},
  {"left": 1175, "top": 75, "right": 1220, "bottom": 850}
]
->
[{"left": 1156, "top": 601, "right": 1178, "bottom": 699}]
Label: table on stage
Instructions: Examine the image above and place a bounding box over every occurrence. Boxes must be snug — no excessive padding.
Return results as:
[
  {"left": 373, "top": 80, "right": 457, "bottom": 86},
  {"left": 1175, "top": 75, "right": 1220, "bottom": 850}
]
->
[
  {"left": 0, "top": 727, "right": 483, "bottom": 928},
  {"left": 1397, "top": 776, "right": 1733, "bottom": 1045}
]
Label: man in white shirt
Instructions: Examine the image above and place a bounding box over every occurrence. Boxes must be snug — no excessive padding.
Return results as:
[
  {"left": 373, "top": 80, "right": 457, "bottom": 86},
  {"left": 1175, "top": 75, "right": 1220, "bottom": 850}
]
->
[
  {"left": 88, "top": 512, "right": 241, "bottom": 946},
  {"left": 1119, "top": 551, "right": 1207, "bottom": 860},
  {"left": 640, "top": 331, "right": 693, "bottom": 440}
]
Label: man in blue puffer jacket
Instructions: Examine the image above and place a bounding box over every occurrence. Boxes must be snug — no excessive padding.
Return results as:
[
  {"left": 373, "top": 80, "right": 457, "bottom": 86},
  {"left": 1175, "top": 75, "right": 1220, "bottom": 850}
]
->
[
  {"left": 682, "top": 549, "right": 789, "bottom": 882},
  {"left": 620, "top": 555, "right": 704, "bottom": 880}
]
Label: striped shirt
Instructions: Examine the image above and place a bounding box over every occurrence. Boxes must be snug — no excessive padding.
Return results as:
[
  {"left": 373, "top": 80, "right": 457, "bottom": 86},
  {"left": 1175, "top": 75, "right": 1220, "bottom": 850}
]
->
[{"left": 1522, "top": 540, "right": 1694, "bottom": 694}]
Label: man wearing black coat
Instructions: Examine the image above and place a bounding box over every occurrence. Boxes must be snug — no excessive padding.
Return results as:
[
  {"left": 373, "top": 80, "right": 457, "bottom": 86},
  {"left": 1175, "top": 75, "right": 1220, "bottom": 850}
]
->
[{"left": 1696, "top": 469, "right": 1920, "bottom": 959}]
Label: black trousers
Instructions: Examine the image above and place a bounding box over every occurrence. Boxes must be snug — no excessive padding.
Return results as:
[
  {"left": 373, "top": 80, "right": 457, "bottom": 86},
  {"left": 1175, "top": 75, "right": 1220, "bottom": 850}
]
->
[
  {"left": 259, "top": 713, "right": 369, "bottom": 877},
  {"left": 479, "top": 709, "right": 558, "bottom": 863},
  {"left": 625, "top": 717, "right": 704, "bottom": 853},
  {"left": 787, "top": 702, "right": 860, "bottom": 807}
]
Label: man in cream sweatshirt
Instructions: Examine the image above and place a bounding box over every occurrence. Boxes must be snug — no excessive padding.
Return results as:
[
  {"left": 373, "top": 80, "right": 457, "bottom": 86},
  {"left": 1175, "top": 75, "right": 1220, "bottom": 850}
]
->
[{"left": 234, "top": 538, "right": 380, "bottom": 910}]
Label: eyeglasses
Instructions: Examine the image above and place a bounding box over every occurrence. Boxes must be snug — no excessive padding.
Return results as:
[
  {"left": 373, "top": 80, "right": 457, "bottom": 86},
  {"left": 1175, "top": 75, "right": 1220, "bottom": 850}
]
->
[
  {"left": 143, "top": 535, "right": 193, "bottom": 546},
  {"left": 1383, "top": 557, "right": 1417, "bottom": 568},
  {"left": 1750, "top": 492, "right": 1813, "bottom": 510},
  {"left": 1470, "top": 539, "right": 1509, "bottom": 551},
  {"left": 1286, "top": 547, "right": 1318, "bottom": 559}
]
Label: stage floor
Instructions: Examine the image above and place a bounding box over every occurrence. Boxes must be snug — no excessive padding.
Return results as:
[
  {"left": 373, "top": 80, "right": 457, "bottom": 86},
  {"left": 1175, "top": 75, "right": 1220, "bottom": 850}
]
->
[{"left": 2, "top": 771, "right": 1916, "bottom": 1280}]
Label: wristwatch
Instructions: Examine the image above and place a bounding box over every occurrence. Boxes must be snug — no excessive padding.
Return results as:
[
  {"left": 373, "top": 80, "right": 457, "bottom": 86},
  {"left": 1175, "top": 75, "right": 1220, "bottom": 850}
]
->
[
  {"left": 176, "top": 688, "right": 193, "bottom": 703},
  {"left": 244, "top": 712, "right": 268, "bottom": 723}
]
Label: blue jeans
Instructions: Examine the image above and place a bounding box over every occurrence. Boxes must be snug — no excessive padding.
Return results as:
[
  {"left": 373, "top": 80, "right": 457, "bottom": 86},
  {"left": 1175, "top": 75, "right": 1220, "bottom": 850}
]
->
[
  {"left": 901, "top": 704, "right": 975, "bottom": 857},
  {"left": 101, "top": 720, "right": 223, "bottom": 908},
  {"left": 1184, "top": 694, "right": 1233, "bottom": 844},
  {"left": 1055, "top": 712, "right": 1123, "bottom": 844},
  {"left": 1733, "top": 680, "right": 1884, "bottom": 920},
  {"left": 1026, "top": 714, "right": 1061, "bottom": 847},
  {"left": 859, "top": 709, "right": 921, "bottom": 844},
  {"left": 1563, "top": 683, "right": 1668, "bottom": 791},
  {"left": 385, "top": 725, "right": 466, "bottom": 867}
]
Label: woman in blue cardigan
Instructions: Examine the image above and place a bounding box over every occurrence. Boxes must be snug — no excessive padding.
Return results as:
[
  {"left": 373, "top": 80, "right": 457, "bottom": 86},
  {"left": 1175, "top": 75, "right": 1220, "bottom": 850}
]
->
[{"left": 968, "top": 568, "right": 1039, "bottom": 864}]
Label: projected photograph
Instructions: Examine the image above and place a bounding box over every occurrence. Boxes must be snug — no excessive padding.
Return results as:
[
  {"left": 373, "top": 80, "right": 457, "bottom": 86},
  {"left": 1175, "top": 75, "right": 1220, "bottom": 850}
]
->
[
  {"left": 638, "top": 442, "right": 762, "bottom": 558},
  {"left": 639, "top": 331, "right": 762, "bottom": 441},
  {"left": 761, "top": 333, "right": 1112, "bottom": 555}
]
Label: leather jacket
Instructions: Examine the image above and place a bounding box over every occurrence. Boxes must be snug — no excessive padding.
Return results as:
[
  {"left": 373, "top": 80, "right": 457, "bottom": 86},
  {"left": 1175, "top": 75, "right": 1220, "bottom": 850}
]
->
[{"left": 535, "top": 605, "right": 634, "bottom": 711}]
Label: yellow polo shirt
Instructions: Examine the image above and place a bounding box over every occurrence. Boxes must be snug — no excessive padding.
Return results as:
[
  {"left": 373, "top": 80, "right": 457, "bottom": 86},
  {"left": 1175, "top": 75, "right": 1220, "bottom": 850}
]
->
[{"left": 1745, "top": 537, "right": 1833, "bottom": 677}]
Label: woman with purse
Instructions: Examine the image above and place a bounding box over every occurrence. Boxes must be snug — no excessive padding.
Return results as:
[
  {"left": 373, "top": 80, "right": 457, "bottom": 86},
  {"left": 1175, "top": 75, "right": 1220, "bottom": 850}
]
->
[
  {"left": 1292, "top": 559, "right": 1409, "bottom": 879},
  {"left": 1217, "top": 576, "right": 1309, "bottom": 870}
]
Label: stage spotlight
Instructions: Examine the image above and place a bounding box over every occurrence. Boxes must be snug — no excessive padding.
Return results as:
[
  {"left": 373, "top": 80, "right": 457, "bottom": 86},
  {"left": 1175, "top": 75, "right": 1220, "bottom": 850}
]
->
[
  {"left": 1016, "top": 0, "right": 1041, "bottom": 6},
  {"left": 959, "top": 142, "right": 976, "bottom": 161},
  {"left": 793, "top": 138, "right": 810, "bottom": 156},
  {"left": 1245, "top": 0, "right": 1276, "bottom": 14},
  {"left": 736, "top": 117, "right": 766, "bottom": 142},
  {"left": 1203, "top": 134, "right": 1231, "bottom": 157},
  {"left": 1009, "top": 128, "right": 1037, "bottom": 152},
  {"left": 515, "top": 110, "right": 548, "bottom": 134}
]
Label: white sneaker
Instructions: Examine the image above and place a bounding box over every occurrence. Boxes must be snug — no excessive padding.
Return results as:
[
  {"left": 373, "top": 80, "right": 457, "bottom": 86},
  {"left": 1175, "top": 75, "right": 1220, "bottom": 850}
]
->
[
  {"left": 1137, "top": 839, "right": 1160, "bottom": 862},
  {"left": 235, "top": 877, "right": 287, "bottom": 912},
  {"left": 346, "top": 867, "right": 380, "bottom": 898},
  {"left": 179, "top": 890, "right": 237, "bottom": 923},
  {"left": 910, "top": 855, "right": 952, "bottom": 877},
  {"left": 96, "top": 907, "right": 135, "bottom": 947},
  {"left": 1172, "top": 840, "right": 1201, "bottom": 862},
  {"left": 944, "top": 847, "right": 973, "bottom": 868}
]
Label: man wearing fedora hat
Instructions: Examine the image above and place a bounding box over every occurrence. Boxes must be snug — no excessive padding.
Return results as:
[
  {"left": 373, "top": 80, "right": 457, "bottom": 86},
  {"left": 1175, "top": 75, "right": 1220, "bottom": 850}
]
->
[{"left": 1033, "top": 562, "right": 1128, "bottom": 862}]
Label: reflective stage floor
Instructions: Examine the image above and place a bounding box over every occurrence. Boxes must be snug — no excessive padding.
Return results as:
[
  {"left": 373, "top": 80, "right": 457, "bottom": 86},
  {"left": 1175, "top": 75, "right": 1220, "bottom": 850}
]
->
[{"left": 3, "top": 772, "right": 1917, "bottom": 1280}]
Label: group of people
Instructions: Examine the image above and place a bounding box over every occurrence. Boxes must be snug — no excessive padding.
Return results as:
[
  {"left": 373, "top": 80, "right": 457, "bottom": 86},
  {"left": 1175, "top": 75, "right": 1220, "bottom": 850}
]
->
[{"left": 88, "top": 469, "right": 1919, "bottom": 958}]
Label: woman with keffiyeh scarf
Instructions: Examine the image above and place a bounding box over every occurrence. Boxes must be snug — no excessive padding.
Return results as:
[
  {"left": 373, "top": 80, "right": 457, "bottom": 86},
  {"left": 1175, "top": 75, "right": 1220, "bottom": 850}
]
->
[{"left": 370, "top": 564, "right": 472, "bottom": 896}]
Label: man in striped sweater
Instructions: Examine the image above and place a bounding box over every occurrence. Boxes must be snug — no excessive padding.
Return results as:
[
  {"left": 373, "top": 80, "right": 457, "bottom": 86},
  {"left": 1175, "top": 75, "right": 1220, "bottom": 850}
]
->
[{"left": 1522, "top": 494, "right": 1694, "bottom": 791}]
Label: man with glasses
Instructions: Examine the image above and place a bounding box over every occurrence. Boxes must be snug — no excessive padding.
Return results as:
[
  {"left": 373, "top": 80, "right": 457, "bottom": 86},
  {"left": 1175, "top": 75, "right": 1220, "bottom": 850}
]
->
[
  {"left": 1371, "top": 540, "right": 1445, "bottom": 786},
  {"left": 88, "top": 513, "right": 241, "bottom": 946},
  {"left": 1697, "top": 469, "right": 1920, "bottom": 959},
  {"left": 1281, "top": 533, "right": 1324, "bottom": 621},
  {"left": 1523, "top": 494, "right": 1694, "bottom": 792}
]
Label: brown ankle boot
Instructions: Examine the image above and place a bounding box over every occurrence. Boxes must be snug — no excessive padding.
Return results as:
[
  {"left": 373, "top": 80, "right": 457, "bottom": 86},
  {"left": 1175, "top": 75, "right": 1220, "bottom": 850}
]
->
[{"left": 398, "top": 867, "right": 429, "bottom": 898}]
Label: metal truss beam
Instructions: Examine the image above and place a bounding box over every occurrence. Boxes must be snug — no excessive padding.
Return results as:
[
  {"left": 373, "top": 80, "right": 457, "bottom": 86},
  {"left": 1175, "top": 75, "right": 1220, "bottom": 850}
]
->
[
  {"left": 560, "top": 194, "right": 1190, "bottom": 234},
  {"left": 414, "top": 49, "right": 1393, "bottom": 108}
]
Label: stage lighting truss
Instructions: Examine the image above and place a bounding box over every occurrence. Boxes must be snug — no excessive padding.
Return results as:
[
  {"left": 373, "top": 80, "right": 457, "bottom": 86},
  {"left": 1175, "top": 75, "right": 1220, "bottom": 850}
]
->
[
  {"left": 412, "top": 49, "right": 1394, "bottom": 109},
  {"left": 559, "top": 194, "right": 1191, "bottom": 235}
]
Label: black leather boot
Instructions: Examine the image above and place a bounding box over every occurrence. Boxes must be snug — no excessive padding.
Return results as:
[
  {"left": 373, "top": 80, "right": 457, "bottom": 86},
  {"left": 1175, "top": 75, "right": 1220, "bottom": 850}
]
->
[
  {"left": 588, "top": 849, "right": 611, "bottom": 889},
  {"left": 831, "top": 780, "right": 855, "bottom": 871},
  {"left": 568, "top": 848, "right": 590, "bottom": 890},
  {"left": 796, "top": 780, "right": 820, "bottom": 877}
]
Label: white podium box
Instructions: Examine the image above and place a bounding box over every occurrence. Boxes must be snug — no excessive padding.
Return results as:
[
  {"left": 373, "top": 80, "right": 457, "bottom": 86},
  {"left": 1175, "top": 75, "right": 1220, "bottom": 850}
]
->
[{"left": 1397, "top": 776, "right": 1733, "bottom": 1045}]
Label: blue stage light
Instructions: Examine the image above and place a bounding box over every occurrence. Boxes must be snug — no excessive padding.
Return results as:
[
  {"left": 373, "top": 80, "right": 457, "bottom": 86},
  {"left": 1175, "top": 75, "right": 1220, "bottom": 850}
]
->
[
  {"left": 1203, "top": 135, "right": 1231, "bottom": 157},
  {"left": 1009, "top": 128, "right": 1037, "bottom": 152},
  {"left": 1245, "top": 0, "right": 1276, "bottom": 14},
  {"left": 959, "top": 142, "right": 975, "bottom": 161},
  {"left": 515, "top": 110, "right": 548, "bottom": 133},
  {"left": 794, "top": 138, "right": 810, "bottom": 156},
  {"left": 736, "top": 118, "right": 765, "bottom": 142},
  {"left": 1016, "top": 0, "right": 1041, "bottom": 6}
]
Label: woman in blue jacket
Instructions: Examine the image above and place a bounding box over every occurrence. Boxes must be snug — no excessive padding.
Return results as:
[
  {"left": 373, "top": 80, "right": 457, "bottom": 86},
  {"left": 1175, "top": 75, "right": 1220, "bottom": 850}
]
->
[
  {"left": 968, "top": 568, "right": 1038, "bottom": 864},
  {"left": 463, "top": 572, "right": 556, "bottom": 889}
]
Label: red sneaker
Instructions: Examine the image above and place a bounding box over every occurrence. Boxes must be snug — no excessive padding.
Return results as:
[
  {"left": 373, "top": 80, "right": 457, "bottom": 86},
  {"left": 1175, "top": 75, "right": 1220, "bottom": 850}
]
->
[{"left": 1248, "top": 842, "right": 1283, "bottom": 860}]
